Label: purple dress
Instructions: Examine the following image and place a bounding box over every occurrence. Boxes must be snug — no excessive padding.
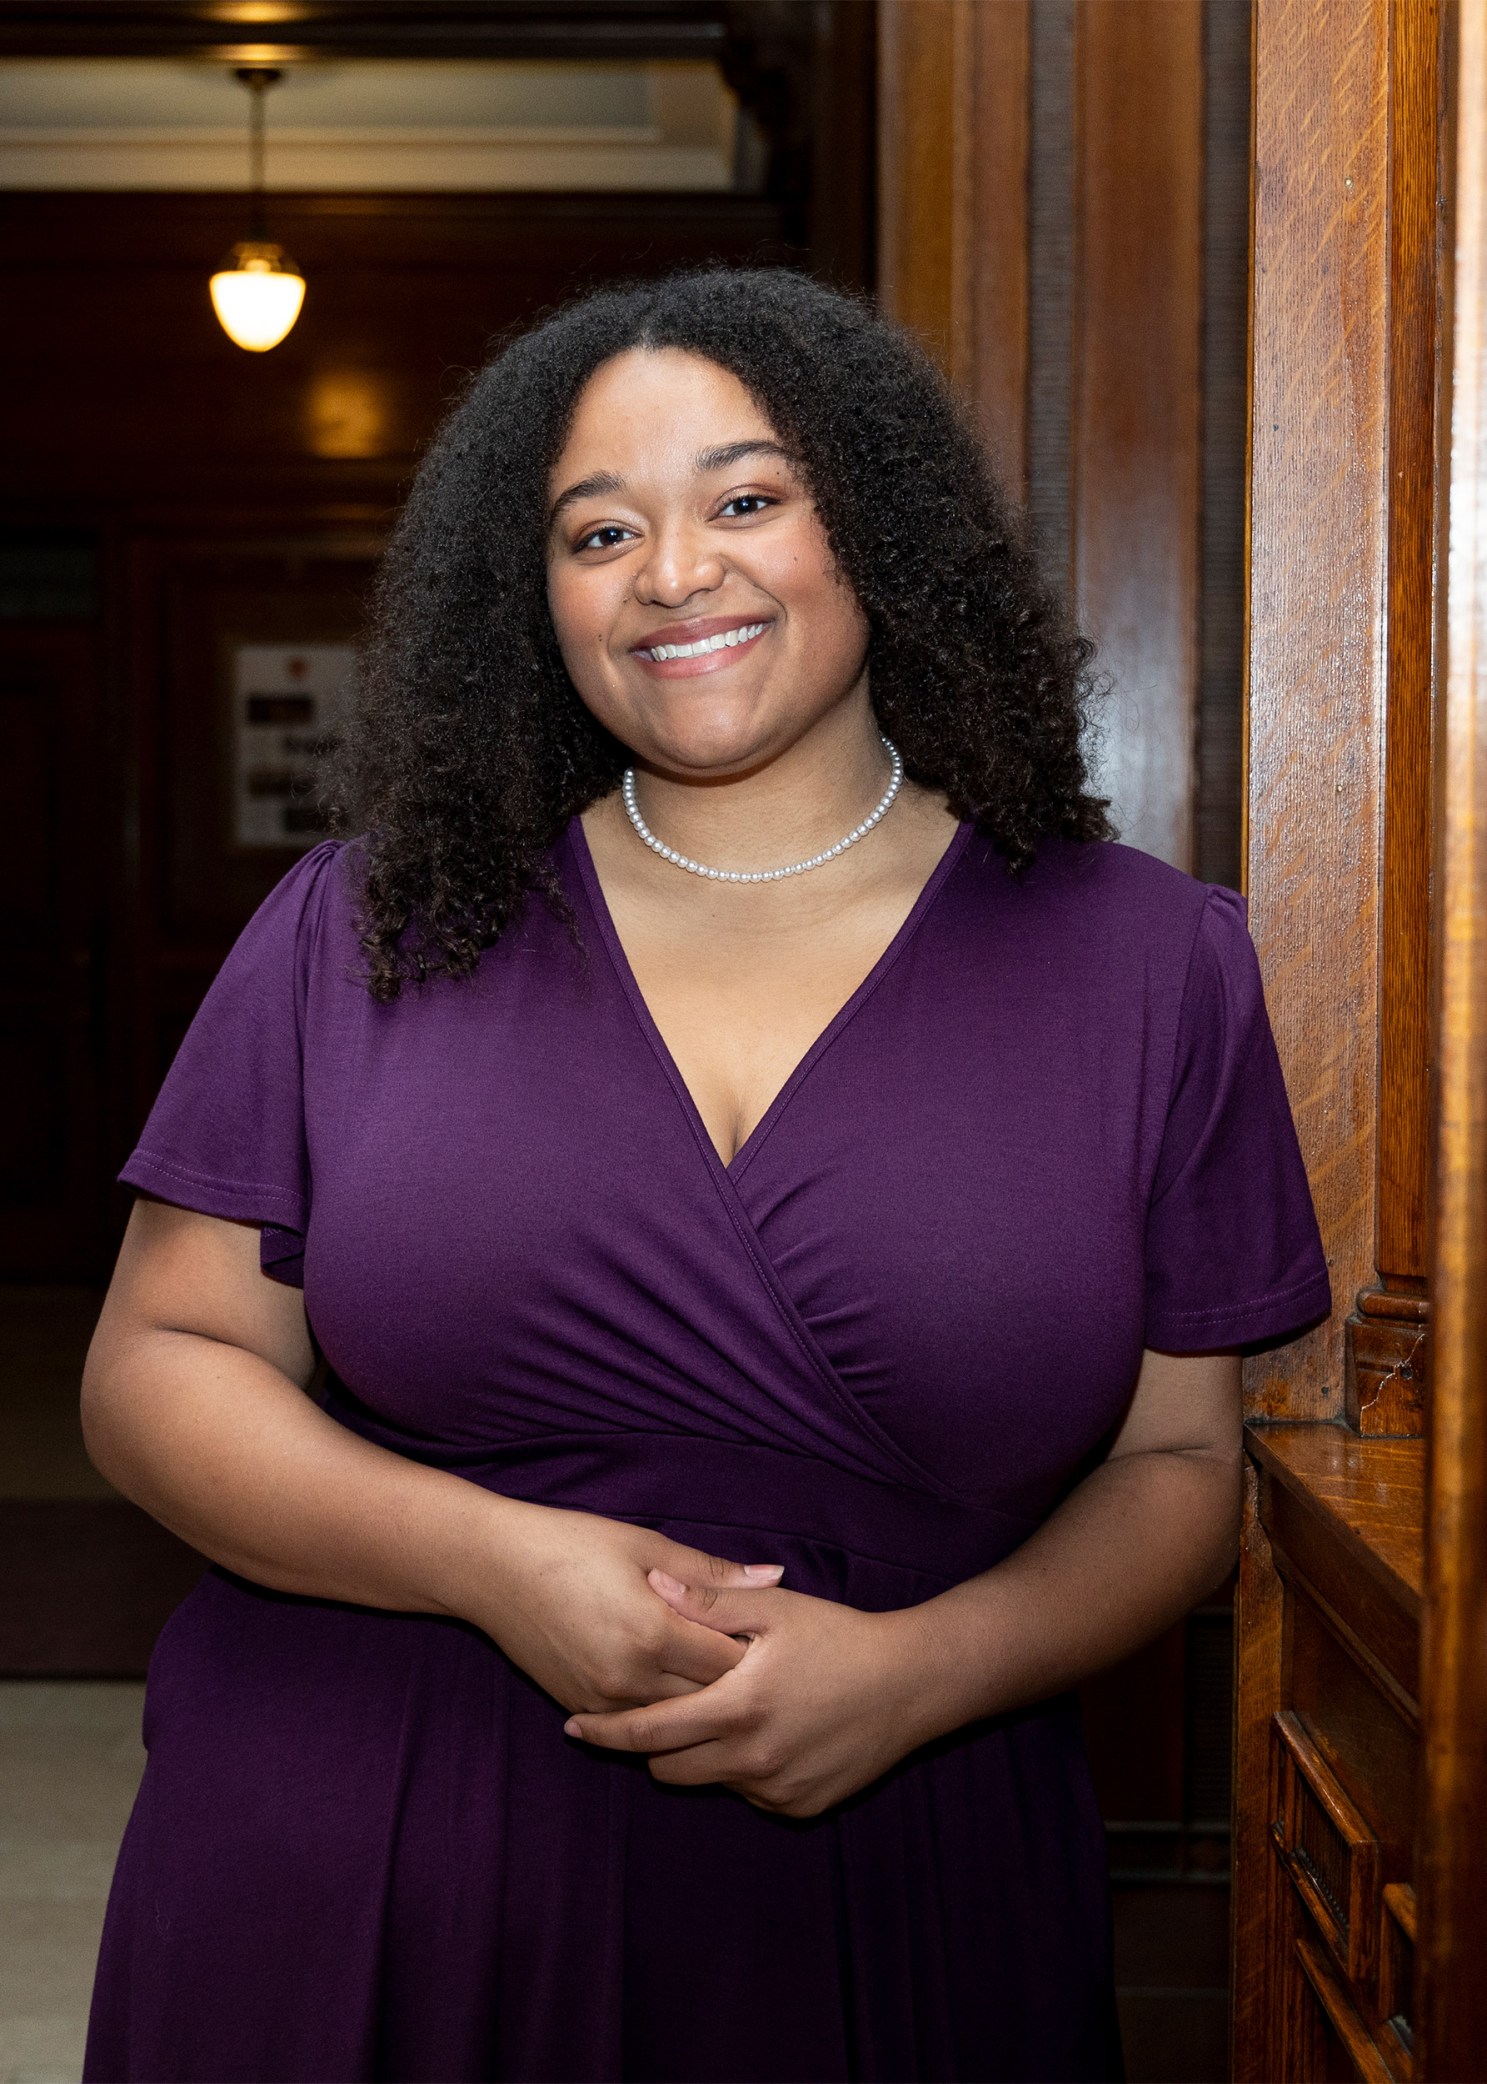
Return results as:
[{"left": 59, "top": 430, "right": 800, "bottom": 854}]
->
[{"left": 85, "top": 822, "right": 1328, "bottom": 2084}]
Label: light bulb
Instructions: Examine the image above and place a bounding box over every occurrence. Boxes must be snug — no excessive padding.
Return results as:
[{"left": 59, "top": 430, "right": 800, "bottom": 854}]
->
[{"left": 210, "top": 241, "right": 305, "bottom": 352}]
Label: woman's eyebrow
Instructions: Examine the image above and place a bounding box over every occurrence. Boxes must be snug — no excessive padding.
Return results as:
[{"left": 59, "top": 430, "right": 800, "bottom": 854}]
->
[
  {"left": 549, "top": 470, "right": 624, "bottom": 524},
  {"left": 695, "top": 439, "right": 792, "bottom": 472}
]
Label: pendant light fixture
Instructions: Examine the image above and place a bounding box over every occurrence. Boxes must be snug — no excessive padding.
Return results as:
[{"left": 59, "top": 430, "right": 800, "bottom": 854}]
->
[{"left": 209, "top": 66, "right": 305, "bottom": 353}]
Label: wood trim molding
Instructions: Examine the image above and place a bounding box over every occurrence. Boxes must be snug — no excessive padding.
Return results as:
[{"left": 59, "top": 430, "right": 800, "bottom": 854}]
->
[
  {"left": 1271, "top": 1708, "right": 1382, "bottom": 1985},
  {"left": 1294, "top": 1931, "right": 1397, "bottom": 2083},
  {"left": 1377, "top": 0, "right": 1445, "bottom": 1299},
  {"left": 1345, "top": 1290, "right": 1429, "bottom": 1435},
  {"left": 1416, "top": 0, "right": 1487, "bottom": 2066},
  {"left": 1232, "top": 1459, "right": 1286, "bottom": 2080}
]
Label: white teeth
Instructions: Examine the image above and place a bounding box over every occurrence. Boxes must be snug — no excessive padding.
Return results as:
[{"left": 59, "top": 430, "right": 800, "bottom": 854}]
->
[{"left": 645, "top": 622, "right": 766, "bottom": 661}]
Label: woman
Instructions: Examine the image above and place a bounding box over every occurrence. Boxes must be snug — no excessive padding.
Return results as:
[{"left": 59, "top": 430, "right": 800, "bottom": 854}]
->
[{"left": 82, "top": 268, "right": 1329, "bottom": 2084}]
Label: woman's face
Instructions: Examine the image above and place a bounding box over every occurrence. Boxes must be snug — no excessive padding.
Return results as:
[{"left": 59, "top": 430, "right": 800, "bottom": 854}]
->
[{"left": 545, "top": 346, "right": 870, "bottom": 777}]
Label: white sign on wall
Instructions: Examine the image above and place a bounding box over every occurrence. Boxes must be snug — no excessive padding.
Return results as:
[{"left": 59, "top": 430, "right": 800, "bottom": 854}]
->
[{"left": 232, "top": 643, "right": 354, "bottom": 849}]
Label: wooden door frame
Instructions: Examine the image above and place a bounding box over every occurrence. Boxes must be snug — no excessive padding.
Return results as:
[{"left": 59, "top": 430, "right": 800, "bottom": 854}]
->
[{"left": 1417, "top": 0, "right": 1487, "bottom": 2066}]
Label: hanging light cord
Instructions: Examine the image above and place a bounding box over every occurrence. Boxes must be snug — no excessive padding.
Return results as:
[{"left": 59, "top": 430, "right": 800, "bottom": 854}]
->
[{"left": 235, "top": 66, "right": 280, "bottom": 242}]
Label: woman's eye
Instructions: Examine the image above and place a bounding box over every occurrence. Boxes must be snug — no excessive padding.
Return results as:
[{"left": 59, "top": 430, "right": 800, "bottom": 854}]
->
[
  {"left": 719, "top": 493, "right": 774, "bottom": 518},
  {"left": 575, "top": 524, "right": 634, "bottom": 552}
]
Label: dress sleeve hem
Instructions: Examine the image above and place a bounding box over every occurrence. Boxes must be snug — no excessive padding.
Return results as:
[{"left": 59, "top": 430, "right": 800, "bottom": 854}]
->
[
  {"left": 119, "top": 1150, "right": 308, "bottom": 1233},
  {"left": 1145, "top": 1267, "right": 1333, "bottom": 1352}
]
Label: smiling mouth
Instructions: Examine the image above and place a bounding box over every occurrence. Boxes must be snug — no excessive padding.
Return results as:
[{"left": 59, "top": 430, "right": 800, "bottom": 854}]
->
[{"left": 634, "top": 620, "right": 771, "bottom": 662}]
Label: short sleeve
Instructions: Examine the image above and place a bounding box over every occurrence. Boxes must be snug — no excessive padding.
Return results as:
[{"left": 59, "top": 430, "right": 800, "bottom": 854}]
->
[
  {"left": 119, "top": 841, "right": 346, "bottom": 1287},
  {"left": 1143, "top": 886, "right": 1331, "bottom": 1349}
]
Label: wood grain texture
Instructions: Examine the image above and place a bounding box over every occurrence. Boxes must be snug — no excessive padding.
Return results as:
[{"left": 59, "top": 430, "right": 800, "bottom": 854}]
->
[
  {"left": 1271, "top": 1708, "right": 1382, "bottom": 1985},
  {"left": 1294, "top": 1931, "right": 1398, "bottom": 2083},
  {"left": 1416, "top": 0, "right": 1487, "bottom": 2067},
  {"left": 1378, "top": 0, "right": 1444, "bottom": 1290},
  {"left": 1243, "top": 1425, "right": 1426, "bottom": 2079},
  {"left": 1196, "top": 0, "right": 1255, "bottom": 891},
  {"left": 1247, "top": 1423, "right": 1426, "bottom": 1610},
  {"left": 881, "top": 0, "right": 1204, "bottom": 871},
  {"left": 1345, "top": 1288, "right": 1429, "bottom": 1435},
  {"left": 878, "top": 0, "right": 1031, "bottom": 493},
  {"left": 876, "top": 0, "right": 957, "bottom": 367},
  {"left": 1232, "top": 1459, "right": 1287, "bottom": 2080},
  {"left": 1380, "top": 1881, "right": 1417, "bottom": 2077},
  {"left": 1073, "top": 0, "right": 1202, "bottom": 871},
  {"left": 960, "top": 0, "right": 1031, "bottom": 494},
  {"left": 1244, "top": 0, "right": 1392, "bottom": 1424}
]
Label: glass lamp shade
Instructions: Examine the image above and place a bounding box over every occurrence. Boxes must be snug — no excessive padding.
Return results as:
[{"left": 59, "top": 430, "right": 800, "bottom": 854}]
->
[{"left": 209, "top": 241, "right": 305, "bottom": 352}]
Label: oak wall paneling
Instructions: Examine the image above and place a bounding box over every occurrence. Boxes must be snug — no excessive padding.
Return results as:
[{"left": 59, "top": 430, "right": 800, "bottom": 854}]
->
[
  {"left": 1244, "top": 0, "right": 1397, "bottom": 1431},
  {"left": 1233, "top": 0, "right": 1477, "bottom": 2071},
  {"left": 876, "top": 0, "right": 957, "bottom": 366},
  {"left": 1347, "top": 0, "right": 1444, "bottom": 1439},
  {"left": 1197, "top": 0, "right": 1257, "bottom": 893},
  {"left": 1072, "top": 0, "right": 1203, "bottom": 872},
  {"left": 879, "top": 0, "right": 1203, "bottom": 878},
  {"left": 876, "top": 0, "right": 1031, "bottom": 491},
  {"left": 1416, "top": 0, "right": 1487, "bottom": 2064},
  {"left": 1026, "top": 0, "right": 1075, "bottom": 584}
]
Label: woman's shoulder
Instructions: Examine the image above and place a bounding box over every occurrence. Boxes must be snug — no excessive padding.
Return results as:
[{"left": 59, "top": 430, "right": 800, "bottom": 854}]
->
[
  {"left": 241, "top": 836, "right": 362, "bottom": 952},
  {"left": 954, "top": 831, "right": 1249, "bottom": 977},
  {"left": 204, "top": 838, "right": 371, "bottom": 1022}
]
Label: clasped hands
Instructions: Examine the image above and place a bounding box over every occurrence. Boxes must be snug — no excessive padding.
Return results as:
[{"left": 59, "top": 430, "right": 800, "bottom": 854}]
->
[
  {"left": 478, "top": 1504, "right": 948, "bottom": 1820},
  {"left": 568, "top": 1563, "right": 947, "bottom": 1818}
]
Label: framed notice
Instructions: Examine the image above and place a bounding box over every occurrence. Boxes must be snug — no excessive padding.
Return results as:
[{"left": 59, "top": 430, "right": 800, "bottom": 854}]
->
[{"left": 231, "top": 643, "right": 354, "bottom": 849}]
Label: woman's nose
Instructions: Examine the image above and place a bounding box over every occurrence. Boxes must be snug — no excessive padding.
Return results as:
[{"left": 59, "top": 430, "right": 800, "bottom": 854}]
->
[{"left": 633, "top": 523, "right": 724, "bottom": 606}]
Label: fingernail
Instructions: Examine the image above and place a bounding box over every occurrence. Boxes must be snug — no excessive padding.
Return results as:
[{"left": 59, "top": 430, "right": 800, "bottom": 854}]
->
[
  {"left": 743, "top": 1563, "right": 784, "bottom": 1581},
  {"left": 563, "top": 1717, "right": 581, "bottom": 1737},
  {"left": 649, "top": 1569, "right": 686, "bottom": 1597}
]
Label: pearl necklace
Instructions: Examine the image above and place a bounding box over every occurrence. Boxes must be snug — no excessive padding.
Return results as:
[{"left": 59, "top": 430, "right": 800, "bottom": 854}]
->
[{"left": 621, "top": 738, "right": 904, "bottom": 883}]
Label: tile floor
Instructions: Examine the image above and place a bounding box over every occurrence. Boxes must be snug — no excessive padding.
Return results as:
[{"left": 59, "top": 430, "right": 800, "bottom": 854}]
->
[{"left": 0, "top": 1683, "right": 145, "bottom": 2084}]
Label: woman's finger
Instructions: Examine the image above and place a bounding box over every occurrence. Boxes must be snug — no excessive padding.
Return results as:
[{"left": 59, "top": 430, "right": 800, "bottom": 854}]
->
[
  {"left": 648, "top": 1571, "right": 781, "bottom": 1637},
  {"left": 565, "top": 1684, "right": 743, "bottom": 1755},
  {"left": 663, "top": 1540, "right": 784, "bottom": 1591},
  {"left": 644, "top": 1671, "right": 706, "bottom": 1701},
  {"left": 646, "top": 1739, "right": 743, "bottom": 1789},
  {"left": 659, "top": 1611, "right": 749, "bottom": 1687}
]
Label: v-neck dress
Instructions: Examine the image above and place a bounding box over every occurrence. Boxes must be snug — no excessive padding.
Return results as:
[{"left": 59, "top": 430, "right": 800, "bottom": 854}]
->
[{"left": 86, "top": 821, "right": 1329, "bottom": 2084}]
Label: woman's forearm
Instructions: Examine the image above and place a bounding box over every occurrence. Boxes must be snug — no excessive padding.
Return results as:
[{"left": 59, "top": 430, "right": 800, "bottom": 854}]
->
[
  {"left": 83, "top": 1316, "right": 772, "bottom": 1715},
  {"left": 82, "top": 1324, "right": 504, "bottom": 1616},
  {"left": 903, "top": 1445, "right": 1242, "bottom": 1742}
]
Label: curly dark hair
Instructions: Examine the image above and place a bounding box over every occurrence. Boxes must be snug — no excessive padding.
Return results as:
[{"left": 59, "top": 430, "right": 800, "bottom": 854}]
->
[{"left": 329, "top": 265, "right": 1111, "bottom": 999}]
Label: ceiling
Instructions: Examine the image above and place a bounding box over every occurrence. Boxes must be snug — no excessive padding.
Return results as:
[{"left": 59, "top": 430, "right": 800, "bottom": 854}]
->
[{"left": 0, "top": 56, "right": 746, "bottom": 190}]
